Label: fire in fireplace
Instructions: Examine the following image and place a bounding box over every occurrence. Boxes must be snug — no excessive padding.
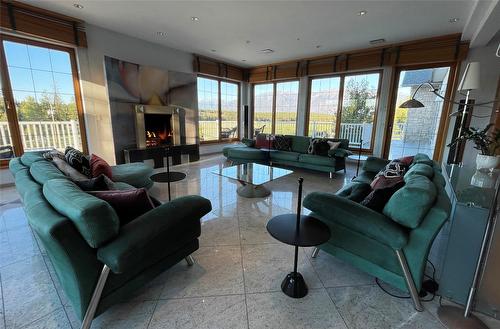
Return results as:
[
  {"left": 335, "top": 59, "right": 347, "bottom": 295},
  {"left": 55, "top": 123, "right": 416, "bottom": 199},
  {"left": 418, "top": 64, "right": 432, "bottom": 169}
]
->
[{"left": 144, "top": 114, "right": 172, "bottom": 147}]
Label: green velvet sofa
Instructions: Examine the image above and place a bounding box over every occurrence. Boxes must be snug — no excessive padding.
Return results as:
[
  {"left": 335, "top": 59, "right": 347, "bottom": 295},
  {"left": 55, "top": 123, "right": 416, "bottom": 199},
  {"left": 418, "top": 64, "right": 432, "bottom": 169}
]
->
[
  {"left": 9, "top": 153, "right": 212, "bottom": 328},
  {"left": 223, "top": 135, "right": 352, "bottom": 176},
  {"left": 303, "top": 154, "right": 450, "bottom": 311}
]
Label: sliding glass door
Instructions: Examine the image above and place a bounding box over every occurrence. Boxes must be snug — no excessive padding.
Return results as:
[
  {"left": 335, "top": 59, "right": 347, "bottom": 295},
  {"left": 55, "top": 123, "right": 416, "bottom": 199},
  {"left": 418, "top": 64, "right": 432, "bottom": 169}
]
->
[
  {"left": 0, "top": 35, "right": 87, "bottom": 164},
  {"left": 386, "top": 66, "right": 451, "bottom": 160}
]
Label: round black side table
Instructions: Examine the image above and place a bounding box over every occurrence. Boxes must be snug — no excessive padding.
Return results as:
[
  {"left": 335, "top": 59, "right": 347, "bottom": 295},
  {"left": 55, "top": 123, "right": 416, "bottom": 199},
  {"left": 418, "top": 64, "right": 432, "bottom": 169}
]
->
[
  {"left": 150, "top": 147, "right": 186, "bottom": 201},
  {"left": 266, "top": 178, "right": 331, "bottom": 298}
]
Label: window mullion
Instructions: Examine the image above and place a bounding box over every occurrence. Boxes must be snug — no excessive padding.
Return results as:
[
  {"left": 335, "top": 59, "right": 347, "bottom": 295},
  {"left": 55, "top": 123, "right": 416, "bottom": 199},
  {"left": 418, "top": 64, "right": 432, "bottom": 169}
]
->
[
  {"left": 272, "top": 82, "right": 277, "bottom": 135},
  {"left": 335, "top": 76, "right": 345, "bottom": 138},
  {"left": 218, "top": 80, "right": 222, "bottom": 141}
]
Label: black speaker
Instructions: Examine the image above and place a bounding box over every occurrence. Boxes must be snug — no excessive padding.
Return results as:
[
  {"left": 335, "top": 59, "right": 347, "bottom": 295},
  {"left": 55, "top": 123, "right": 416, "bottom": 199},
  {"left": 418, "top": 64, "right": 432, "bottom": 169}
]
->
[{"left": 243, "top": 105, "right": 249, "bottom": 138}]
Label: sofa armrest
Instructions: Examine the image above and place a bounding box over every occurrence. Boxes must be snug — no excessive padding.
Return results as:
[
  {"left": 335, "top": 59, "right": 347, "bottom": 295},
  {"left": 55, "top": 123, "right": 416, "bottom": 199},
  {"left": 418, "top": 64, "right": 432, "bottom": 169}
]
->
[
  {"left": 362, "top": 156, "right": 390, "bottom": 173},
  {"left": 241, "top": 138, "right": 255, "bottom": 147},
  {"left": 97, "top": 195, "right": 212, "bottom": 273},
  {"left": 303, "top": 192, "right": 408, "bottom": 249},
  {"left": 328, "top": 148, "right": 352, "bottom": 158}
]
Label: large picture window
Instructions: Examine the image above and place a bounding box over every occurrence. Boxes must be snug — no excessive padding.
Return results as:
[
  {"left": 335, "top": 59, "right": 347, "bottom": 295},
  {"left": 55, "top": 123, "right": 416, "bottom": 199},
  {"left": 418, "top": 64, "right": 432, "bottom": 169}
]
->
[
  {"left": 252, "top": 80, "right": 299, "bottom": 136},
  {"left": 0, "top": 35, "right": 87, "bottom": 165},
  {"left": 307, "top": 71, "right": 381, "bottom": 151},
  {"left": 197, "top": 76, "right": 239, "bottom": 142}
]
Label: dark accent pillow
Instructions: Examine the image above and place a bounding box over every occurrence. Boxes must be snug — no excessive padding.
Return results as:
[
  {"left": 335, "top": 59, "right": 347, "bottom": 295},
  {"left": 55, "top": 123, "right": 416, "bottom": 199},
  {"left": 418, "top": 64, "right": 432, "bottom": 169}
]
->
[
  {"left": 255, "top": 134, "right": 270, "bottom": 149},
  {"left": 65, "top": 146, "right": 91, "bottom": 177},
  {"left": 398, "top": 156, "right": 414, "bottom": 167},
  {"left": 75, "top": 174, "right": 113, "bottom": 191},
  {"left": 361, "top": 180, "right": 405, "bottom": 213},
  {"left": 90, "top": 154, "right": 113, "bottom": 179},
  {"left": 90, "top": 188, "right": 155, "bottom": 225},
  {"left": 273, "top": 135, "right": 292, "bottom": 151},
  {"left": 346, "top": 183, "right": 372, "bottom": 202},
  {"left": 241, "top": 138, "right": 255, "bottom": 147}
]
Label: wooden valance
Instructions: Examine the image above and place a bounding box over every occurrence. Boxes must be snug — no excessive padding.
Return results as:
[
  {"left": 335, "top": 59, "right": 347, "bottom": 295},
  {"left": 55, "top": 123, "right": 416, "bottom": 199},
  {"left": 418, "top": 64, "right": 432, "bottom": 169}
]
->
[
  {"left": 194, "top": 56, "right": 246, "bottom": 81},
  {"left": 0, "top": 0, "right": 87, "bottom": 47}
]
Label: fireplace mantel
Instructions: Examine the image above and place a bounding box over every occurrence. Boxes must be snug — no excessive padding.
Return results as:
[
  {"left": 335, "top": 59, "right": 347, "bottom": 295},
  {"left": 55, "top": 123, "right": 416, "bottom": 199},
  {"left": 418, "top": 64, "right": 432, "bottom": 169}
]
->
[{"left": 134, "top": 105, "right": 182, "bottom": 148}]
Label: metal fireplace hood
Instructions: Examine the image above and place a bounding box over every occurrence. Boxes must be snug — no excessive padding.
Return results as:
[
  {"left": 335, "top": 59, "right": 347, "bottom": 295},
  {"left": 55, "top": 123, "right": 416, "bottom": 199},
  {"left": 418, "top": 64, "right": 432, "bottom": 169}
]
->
[{"left": 134, "top": 105, "right": 181, "bottom": 148}]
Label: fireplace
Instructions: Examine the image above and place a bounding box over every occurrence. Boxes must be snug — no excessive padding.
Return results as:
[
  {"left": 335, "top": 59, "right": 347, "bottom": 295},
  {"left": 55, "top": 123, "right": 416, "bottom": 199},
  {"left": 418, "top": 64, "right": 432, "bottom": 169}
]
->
[{"left": 134, "top": 105, "right": 181, "bottom": 148}]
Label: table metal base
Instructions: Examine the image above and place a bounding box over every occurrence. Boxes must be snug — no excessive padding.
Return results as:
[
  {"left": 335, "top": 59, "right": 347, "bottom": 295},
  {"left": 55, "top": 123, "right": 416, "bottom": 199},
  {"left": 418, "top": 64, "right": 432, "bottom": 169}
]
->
[
  {"left": 237, "top": 184, "right": 271, "bottom": 198},
  {"left": 437, "top": 305, "right": 489, "bottom": 329},
  {"left": 281, "top": 271, "right": 308, "bottom": 298}
]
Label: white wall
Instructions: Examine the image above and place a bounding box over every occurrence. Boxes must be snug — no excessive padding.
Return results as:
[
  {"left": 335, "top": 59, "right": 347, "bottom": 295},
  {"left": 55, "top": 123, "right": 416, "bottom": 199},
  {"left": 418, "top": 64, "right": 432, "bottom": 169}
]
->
[
  {"left": 76, "top": 24, "right": 194, "bottom": 164},
  {"left": 443, "top": 34, "right": 500, "bottom": 166}
]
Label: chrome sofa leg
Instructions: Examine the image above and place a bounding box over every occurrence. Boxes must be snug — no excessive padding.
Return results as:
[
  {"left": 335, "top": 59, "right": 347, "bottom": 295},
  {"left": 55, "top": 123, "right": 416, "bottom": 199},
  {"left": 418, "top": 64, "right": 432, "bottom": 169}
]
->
[
  {"left": 81, "top": 265, "right": 111, "bottom": 329},
  {"left": 329, "top": 172, "right": 333, "bottom": 179},
  {"left": 185, "top": 255, "right": 195, "bottom": 266},
  {"left": 344, "top": 168, "right": 347, "bottom": 174},
  {"left": 311, "top": 247, "right": 320, "bottom": 258},
  {"left": 395, "top": 250, "right": 424, "bottom": 312}
]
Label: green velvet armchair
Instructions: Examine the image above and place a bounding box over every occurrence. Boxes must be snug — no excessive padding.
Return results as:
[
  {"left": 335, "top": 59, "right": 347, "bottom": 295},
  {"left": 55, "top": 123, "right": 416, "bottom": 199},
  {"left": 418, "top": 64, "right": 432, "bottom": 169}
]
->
[{"left": 303, "top": 154, "right": 450, "bottom": 311}]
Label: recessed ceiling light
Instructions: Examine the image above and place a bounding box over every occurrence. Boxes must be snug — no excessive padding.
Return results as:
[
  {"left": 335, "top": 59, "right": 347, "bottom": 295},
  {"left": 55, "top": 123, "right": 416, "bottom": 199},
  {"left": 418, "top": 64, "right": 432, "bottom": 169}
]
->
[
  {"left": 258, "top": 48, "right": 274, "bottom": 54},
  {"left": 156, "top": 31, "right": 167, "bottom": 37},
  {"left": 191, "top": 16, "right": 199, "bottom": 22},
  {"left": 210, "top": 49, "right": 216, "bottom": 52},
  {"left": 242, "top": 59, "right": 247, "bottom": 62},
  {"left": 357, "top": 10, "right": 367, "bottom": 16},
  {"left": 296, "top": 38, "right": 300, "bottom": 41},
  {"left": 316, "top": 45, "right": 322, "bottom": 49},
  {"left": 246, "top": 40, "right": 251, "bottom": 44},
  {"left": 73, "top": 3, "right": 83, "bottom": 9},
  {"left": 449, "top": 17, "right": 459, "bottom": 23}
]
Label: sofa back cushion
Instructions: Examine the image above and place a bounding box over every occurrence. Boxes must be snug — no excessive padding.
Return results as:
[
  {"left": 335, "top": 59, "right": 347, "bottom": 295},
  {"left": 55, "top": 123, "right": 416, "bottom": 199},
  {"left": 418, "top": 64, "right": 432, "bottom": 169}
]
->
[
  {"left": 404, "top": 163, "right": 434, "bottom": 180},
  {"left": 412, "top": 153, "right": 434, "bottom": 166},
  {"left": 383, "top": 174, "right": 437, "bottom": 229},
  {"left": 15, "top": 169, "right": 42, "bottom": 200},
  {"left": 43, "top": 179, "right": 120, "bottom": 248},
  {"left": 20, "top": 151, "right": 46, "bottom": 166},
  {"left": 30, "top": 160, "right": 68, "bottom": 184},
  {"left": 286, "top": 135, "right": 311, "bottom": 153}
]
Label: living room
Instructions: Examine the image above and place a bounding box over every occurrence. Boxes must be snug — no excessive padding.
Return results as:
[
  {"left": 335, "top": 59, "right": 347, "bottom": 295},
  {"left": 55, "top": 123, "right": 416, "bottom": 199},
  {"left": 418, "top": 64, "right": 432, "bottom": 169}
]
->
[{"left": 0, "top": 0, "right": 499, "bottom": 328}]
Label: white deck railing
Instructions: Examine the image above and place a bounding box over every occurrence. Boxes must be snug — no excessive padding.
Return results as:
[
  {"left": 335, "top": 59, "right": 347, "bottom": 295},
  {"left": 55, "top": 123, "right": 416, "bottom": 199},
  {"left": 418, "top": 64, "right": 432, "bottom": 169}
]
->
[{"left": 0, "top": 120, "right": 81, "bottom": 151}]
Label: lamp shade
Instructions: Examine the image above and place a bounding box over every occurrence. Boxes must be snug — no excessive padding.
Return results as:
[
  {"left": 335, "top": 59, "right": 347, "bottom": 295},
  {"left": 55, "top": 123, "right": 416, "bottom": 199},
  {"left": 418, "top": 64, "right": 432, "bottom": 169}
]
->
[
  {"left": 399, "top": 98, "right": 425, "bottom": 108},
  {"left": 458, "top": 62, "right": 480, "bottom": 91}
]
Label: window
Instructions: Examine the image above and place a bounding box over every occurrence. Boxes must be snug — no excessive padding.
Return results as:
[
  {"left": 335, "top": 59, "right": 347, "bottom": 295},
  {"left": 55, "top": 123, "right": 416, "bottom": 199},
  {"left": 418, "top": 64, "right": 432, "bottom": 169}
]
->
[
  {"left": 0, "top": 36, "right": 87, "bottom": 164},
  {"left": 197, "top": 76, "right": 239, "bottom": 142},
  {"left": 307, "top": 71, "right": 381, "bottom": 151},
  {"left": 252, "top": 81, "right": 299, "bottom": 136},
  {"left": 386, "top": 67, "right": 451, "bottom": 160}
]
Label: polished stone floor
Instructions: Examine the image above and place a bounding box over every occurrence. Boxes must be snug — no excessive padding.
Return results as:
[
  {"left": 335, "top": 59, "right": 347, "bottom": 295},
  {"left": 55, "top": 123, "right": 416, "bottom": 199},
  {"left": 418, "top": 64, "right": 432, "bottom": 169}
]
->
[{"left": 1, "top": 155, "right": 499, "bottom": 329}]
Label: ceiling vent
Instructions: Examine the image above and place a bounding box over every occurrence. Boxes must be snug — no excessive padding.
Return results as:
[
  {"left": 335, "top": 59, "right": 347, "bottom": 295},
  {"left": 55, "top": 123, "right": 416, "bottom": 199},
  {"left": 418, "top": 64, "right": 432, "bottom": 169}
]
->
[
  {"left": 369, "top": 38, "right": 386, "bottom": 45},
  {"left": 258, "top": 48, "right": 275, "bottom": 54}
]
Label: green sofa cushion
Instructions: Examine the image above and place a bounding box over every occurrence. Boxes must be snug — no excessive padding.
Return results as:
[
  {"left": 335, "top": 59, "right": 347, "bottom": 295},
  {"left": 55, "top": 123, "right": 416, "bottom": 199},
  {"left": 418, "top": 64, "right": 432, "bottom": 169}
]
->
[
  {"left": 433, "top": 172, "right": 446, "bottom": 188},
  {"left": 412, "top": 153, "right": 434, "bottom": 166},
  {"left": 227, "top": 147, "right": 267, "bottom": 160},
  {"left": 111, "top": 163, "right": 154, "bottom": 189},
  {"left": 9, "top": 157, "right": 27, "bottom": 174},
  {"left": 383, "top": 175, "right": 437, "bottom": 229},
  {"left": 298, "top": 153, "right": 334, "bottom": 166},
  {"left": 352, "top": 171, "right": 376, "bottom": 184},
  {"left": 20, "top": 151, "right": 46, "bottom": 166},
  {"left": 287, "top": 135, "right": 311, "bottom": 154},
  {"left": 43, "top": 179, "right": 120, "bottom": 248},
  {"left": 15, "top": 169, "right": 41, "bottom": 200},
  {"left": 362, "top": 157, "right": 390, "bottom": 173},
  {"left": 404, "top": 163, "right": 434, "bottom": 180},
  {"left": 222, "top": 144, "right": 247, "bottom": 157},
  {"left": 329, "top": 148, "right": 352, "bottom": 158},
  {"left": 30, "top": 160, "right": 68, "bottom": 184},
  {"left": 271, "top": 151, "right": 301, "bottom": 162}
]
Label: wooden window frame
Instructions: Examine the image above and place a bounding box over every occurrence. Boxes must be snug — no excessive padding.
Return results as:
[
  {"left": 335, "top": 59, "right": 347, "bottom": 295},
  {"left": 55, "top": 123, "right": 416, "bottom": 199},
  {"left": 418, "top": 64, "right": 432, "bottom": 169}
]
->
[
  {"left": 197, "top": 75, "right": 240, "bottom": 144},
  {"left": 251, "top": 79, "right": 300, "bottom": 136},
  {"left": 0, "top": 33, "right": 88, "bottom": 168},
  {"left": 381, "top": 62, "right": 458, "bottom": 161},
  {"left": 305, "top": 69, "right": 383, "bottom": 153}
]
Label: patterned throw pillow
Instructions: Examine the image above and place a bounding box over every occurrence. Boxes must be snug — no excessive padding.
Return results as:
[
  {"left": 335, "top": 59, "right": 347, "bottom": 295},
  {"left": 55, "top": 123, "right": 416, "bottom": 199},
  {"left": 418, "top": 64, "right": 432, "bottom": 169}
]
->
[
  {"left": 308, "top": 139, "right": 338, "bottom": 156},
  {"left": 307, "top": 138, "right": 322, "bottom": 154},
  {"left": 370, "top": 159, "right": 408, "bottom": 189},
  {"left": 65, "top": 146, "right": 91, "bottom": 177},
  {"left": 273, "top": 135, "right": 291, "bottom": 151}
]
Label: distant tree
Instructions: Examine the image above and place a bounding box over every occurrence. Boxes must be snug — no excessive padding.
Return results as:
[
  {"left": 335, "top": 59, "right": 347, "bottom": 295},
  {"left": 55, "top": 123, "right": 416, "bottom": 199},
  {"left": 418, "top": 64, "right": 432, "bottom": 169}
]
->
[
  {"left": 14, "top": 91, "right": 77, "bottom": 121},
  {"left": 341, "top": 78, "right": 375, "bottom": 123}
]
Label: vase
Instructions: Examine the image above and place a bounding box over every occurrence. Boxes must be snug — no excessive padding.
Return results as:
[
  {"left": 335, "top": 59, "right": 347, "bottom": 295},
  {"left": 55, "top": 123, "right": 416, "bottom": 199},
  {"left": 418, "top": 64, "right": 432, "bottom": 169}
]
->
[{"left": 476, "top": 154, "right": 500, "bottom": 171}]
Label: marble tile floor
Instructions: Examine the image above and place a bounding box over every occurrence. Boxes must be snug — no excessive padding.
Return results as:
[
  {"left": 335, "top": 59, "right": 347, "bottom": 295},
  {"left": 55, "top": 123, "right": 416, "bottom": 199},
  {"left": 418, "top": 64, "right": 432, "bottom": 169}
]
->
[{"left": 0, "top": 155, "right": 499, "bottom": 329}]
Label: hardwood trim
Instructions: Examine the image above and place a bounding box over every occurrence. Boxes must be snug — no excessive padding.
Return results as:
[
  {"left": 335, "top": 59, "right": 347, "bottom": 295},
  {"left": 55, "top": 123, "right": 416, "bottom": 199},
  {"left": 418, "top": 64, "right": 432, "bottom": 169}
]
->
[
  {"left": 271, "top": 82, "right": 277, "bottom": 134},
  {"left": 493, "top": 77, "right": 500, "bottom": 133},
  {"left": 194, "top": 55, "right": 246, "bottom": 82},
  {"left": 0, "top": 34, "right": 88, "bottom": 155},
  {"left": 381, "top": 67, "right": 399, "bottom": 158},
  {"left": 335, "top": 75, "right": 345, "bottom": 138}
]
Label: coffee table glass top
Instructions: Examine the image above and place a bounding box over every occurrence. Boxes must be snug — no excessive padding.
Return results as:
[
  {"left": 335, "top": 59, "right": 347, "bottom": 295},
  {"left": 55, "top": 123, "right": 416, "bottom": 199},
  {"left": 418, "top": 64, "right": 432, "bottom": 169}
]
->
[{"left": 212, "top": 163, "right": 293, "bottom": 186}]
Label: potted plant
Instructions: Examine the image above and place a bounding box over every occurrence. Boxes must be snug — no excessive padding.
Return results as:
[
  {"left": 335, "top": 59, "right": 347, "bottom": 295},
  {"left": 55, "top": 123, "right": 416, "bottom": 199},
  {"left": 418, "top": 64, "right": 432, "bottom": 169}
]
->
[{"left": 448, "top": 123, "right": 500, "bottom": 170}]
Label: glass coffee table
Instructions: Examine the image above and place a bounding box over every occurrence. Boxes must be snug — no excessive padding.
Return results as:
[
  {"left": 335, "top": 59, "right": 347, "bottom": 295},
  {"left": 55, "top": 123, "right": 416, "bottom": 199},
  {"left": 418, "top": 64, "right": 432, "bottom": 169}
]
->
[{"left": 212, "top": 163, "right": 293, "bottom": 198}]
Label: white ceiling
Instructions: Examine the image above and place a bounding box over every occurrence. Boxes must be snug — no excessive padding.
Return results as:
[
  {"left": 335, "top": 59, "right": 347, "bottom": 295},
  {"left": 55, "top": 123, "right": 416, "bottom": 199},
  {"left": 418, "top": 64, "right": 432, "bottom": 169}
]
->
[{"left": 22, "top": 0, "right": 479, "bottom": 67}]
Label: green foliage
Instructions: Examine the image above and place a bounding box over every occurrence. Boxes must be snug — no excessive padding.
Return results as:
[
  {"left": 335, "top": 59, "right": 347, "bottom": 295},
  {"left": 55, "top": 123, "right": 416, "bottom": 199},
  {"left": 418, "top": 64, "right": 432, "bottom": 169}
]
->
[
  {"left": 448, "top": 123, "right": 500, "bottom": 156},
  {"left": 341, "top": 78, "right": 376, "bottom": 123}
]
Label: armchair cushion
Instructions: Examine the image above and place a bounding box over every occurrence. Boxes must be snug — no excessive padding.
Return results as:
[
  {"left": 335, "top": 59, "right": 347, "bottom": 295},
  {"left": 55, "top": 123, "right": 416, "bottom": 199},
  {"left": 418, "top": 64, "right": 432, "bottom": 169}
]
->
[
  {"left": 97, "top": 195, "right": 212, "bottom": 273},
  {"left": 404, "top": 163, "right": 434, "bottom": 180},
  {"left": 383, "top": 175, "right": 437, "bottom": 229},
  {"left": 111, "top": 162, "right": 154, "bottom": 189},
  {"left": 303, "top": 192, "right": 408, "bottom": 249},
  {"left": 43, "top": 179, "right": 120, "bottom": 248},
  {"left": 362, "top": 156, "right": 390, "bottom": 173}
]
